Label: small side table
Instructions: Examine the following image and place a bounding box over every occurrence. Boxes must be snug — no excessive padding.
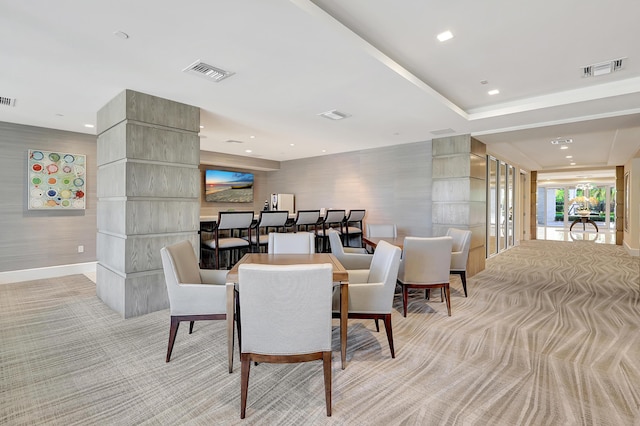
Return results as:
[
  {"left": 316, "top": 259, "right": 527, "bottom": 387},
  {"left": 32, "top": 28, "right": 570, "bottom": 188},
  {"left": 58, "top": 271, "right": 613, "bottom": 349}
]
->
[{"left": 569, "top": 216, "right": 599, "bottom": 232}]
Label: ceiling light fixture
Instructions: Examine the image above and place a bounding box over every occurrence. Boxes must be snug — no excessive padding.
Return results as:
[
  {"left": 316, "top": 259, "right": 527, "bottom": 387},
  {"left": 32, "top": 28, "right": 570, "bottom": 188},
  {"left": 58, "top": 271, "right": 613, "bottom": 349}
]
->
[
  {"left": 245, "top": 149, "right": 252, "bottom": 153},
  {"left": 570, "top": 162, "right": 576, "bottom": 166},
  {"left": 437, "top": 30, "right": 454, "bottom": 42},
  {"left": 560, "top": 146, "right": 569, "bottom": 150},
  {"left": 318, "top": 109, "right": 351, "bottom": 120},
  {"left": 488, "top": 89, "right": 500, "bottom": 95},
  {"left": 84, "top": 124, "right": 94, "bottom": 128},
  {"left": 565, "top": 155, "right": 573, "bottom": 159},
  {"left": 113, "top": 30, "right": 129, "bottom": 40}
]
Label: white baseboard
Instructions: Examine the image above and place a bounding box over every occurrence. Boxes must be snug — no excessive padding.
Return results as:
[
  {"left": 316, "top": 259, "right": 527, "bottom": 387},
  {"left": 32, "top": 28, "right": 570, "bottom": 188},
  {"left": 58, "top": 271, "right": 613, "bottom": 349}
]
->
[
  {"left": 623, "top": 241, "right": 640, "bottom": 257},
  {"left": 0, "top": 262, "right": 98, "bottom": 285}
]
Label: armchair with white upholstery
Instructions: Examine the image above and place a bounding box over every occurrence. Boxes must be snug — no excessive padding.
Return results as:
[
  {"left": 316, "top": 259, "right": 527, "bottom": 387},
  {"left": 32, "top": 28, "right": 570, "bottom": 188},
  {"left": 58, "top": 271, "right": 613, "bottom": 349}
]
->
[
  {"left": 267, "top": 232, "right": 315, "bottom": 254},
  {"left": 237, "top": 263, "right": 333, "bottom": 418},
  {"left": 365, "top": 223, "right": 397, "bottom": 238},
  {"left": 160, "top": 240, "right": 232, "bottom": 371},
  {"left": 397, "top": 236, "right": 452, "bottom": 317},
  {"left": 446, "top": 228, "right": 472, "bottom": 297},
  {"left": 328, "top": 229, "right": 372, "bottom": 270},
  {"left": 332, "top": 240, "right": 401, "bottom": 358}
]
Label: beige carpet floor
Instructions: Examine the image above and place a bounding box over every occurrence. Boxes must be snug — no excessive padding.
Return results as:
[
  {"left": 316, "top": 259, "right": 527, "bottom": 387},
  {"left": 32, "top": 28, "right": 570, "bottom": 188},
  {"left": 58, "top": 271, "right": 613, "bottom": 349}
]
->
[{"left": 1, "top": 240, "right": 639, "bottom": 425}]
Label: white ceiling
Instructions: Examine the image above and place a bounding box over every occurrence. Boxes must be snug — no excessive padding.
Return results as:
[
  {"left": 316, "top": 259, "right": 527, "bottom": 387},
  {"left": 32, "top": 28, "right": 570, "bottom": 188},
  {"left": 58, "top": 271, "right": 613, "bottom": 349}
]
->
[{"left": 1, "top": 0, "right": 640, "bottom": 179}]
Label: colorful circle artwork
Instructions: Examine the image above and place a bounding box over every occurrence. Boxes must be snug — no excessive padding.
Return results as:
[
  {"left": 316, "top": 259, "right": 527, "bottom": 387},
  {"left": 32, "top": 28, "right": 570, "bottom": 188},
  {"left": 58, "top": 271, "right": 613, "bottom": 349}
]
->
[{"left": 28, "top": 149, "right": 86, "bottom": 210}]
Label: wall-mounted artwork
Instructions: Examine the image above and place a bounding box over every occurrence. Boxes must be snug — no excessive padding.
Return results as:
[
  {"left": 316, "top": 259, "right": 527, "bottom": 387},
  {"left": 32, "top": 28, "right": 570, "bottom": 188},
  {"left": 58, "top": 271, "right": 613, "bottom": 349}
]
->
[{"left": 28, "top": 149, "right": 86, "bottom": 210}]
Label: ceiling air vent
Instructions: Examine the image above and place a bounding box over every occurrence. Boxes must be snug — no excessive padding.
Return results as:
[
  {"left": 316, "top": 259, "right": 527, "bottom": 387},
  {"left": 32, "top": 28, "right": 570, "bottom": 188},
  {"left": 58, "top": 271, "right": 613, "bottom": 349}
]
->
[
  {"left": 318, "top": 109, "right": 351, "bottom": 120},
  {"left": 582, "top": 58, "right": 625, "bottom": 77},
  {"left": 550, "top": 138, "right": 573, "bottom": 145},
  {"left": 183, "top": 60, "right": 234, "bottom": 82},
  {"left": 0, "top": 96, "right": 16, "bottom": 107}
]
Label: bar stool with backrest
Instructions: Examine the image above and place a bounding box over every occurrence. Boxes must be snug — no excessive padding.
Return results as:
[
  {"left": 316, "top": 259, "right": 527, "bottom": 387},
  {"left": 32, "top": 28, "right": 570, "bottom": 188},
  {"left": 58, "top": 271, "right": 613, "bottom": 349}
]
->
[
  {"left": 316, "top": 209, "right": 346, "bottom": 253},
  {"left": 201, "top": 211, "right": 254, "bottom": 269},
  {"left": 342, "top": 209, "right": 366, "bottom": 248},
  {"left": 246, "top": 210, "right": 289, "bottom": 253},
  {"left": 291, "top": 210, "right": 321, "bottom": 235}
]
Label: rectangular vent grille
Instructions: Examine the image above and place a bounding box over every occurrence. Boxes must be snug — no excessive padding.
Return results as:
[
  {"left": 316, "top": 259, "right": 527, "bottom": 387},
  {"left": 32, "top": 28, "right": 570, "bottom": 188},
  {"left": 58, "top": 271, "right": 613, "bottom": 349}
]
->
[
  {"left": 183, "top": 60, "right": 234, "bottom": 82},
  {"left": 582, "top": 58, "right": 625, "bottom": 77},
  {"left": 0, "top": 96, "right": 16, "bottom": 107},
  {"left": 318, "top": 109, "right": 351, "bottom": 120}
]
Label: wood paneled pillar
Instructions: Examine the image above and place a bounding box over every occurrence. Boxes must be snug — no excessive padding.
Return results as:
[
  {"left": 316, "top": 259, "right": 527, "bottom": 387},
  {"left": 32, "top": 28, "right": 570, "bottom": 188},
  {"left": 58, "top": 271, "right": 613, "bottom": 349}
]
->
[
  {"left": 96, "top": 90, "right": 200, "bottom": 318},
  {"left": 432, "top": 135, "right": 486, "bottom": 277},
  {"left": 530, "top": 171, "right": 537, "bottom": 240}
]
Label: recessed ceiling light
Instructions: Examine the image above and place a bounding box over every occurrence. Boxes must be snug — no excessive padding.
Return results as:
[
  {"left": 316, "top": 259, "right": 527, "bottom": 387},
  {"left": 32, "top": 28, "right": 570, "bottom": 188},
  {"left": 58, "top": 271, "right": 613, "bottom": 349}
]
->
[
  {"left": 249, "top": 135, "right": 255, "bottom": 139},
  {"left": 560, "top": 146, "right": 569, "bottom": 150},
  {"left": 200, "top": 125, "right": 204, "bottom": 129},
  {"left": 437, "top": 30, "right": 454, "bottom": 42},
  {"left": 245, "top": 149, "right": 252, "bottom": 153},
  {"left": 290, "top": 143, "right": 295, "bottom": 147},
  {"left": 113, "top": 30, "right": 129, "bottom": 40},
  {"left": 322, "top": 149, "right": 326, "bottom": 153},
  {"left": 570, "top": 162, "right": 576, "bottom": 165},
  {"left": 488, "top": 89, "right": 500, "bottom": 95},
  {"left": 565, "top": 155, "right": 573, "bottom": 159},
  {"left": 84, "top": 124, "right": 94, "bottom": 128},
  {"left": 480, "top": 80, "right": 488, "bottom": 85}
]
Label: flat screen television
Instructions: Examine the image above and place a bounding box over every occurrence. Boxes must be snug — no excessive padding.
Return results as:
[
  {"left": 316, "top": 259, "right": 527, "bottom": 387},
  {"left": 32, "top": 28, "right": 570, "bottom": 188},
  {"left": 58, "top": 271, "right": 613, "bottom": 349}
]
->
[{"left": 204, "top": 169, "right": 254, "bottom": 203}]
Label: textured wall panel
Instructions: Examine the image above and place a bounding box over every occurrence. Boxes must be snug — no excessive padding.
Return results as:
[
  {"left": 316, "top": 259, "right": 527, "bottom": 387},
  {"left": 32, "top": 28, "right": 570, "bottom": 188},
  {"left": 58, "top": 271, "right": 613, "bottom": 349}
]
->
[
  {"left": 97, "top": 162, "right": 127, "bottom": 198},
  {"left": 97, "top": 123, "right": 127, "bottom": 166},
  {"left": 432, "top": 155, "right": 470, "bottom": 179},
  {"left": 123, "top": 271, "right": 169, "bottom": 318},
  {"left": 126, "top": 200, "right": 199, "bottom": 235},
  {"left": 97, "top": 200, "right": 127, "bottom": 236},
  {"left": 97, "top": 90, "right": 199, "bottom": 134},
  {"left": 0, "top": 122, "right": 97, "bottom": 273},
  {"left": 432, "top": 135, "right": 470, "bottom": 156},
  {"left": 127, "top": 163, "right": 199, "bottom": 198},
  {"left": 127, "top": 123, "right": 199, "bottom": 165}
]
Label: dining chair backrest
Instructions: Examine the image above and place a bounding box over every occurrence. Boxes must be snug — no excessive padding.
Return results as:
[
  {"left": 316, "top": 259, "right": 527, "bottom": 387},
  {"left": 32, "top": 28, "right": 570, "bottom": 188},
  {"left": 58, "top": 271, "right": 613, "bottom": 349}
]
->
[
  {"left": 161, "top": 241, "right": 202, "bottom": 294},
  {"left": 400, "top": 236, "right": 452, "bottom": 284},
  {"left": 217, "top": 211, "right": 254, "bottom": 230},
  {"left": 344, "top": 209, "right": 366, "bottom": 224},
  {"left": 295, "top": 210, "right": 321, "bottom": 226},
  {"left": 238, "top": 263, "right": 333, "bottom": 354},
  {"left": 328, "top": 230, "right": 345, "bottom": 256},
  {"left": 257, "top": 210, "right": 289, "bottom": 228},
  {"left": 446, "top": 228, "right": 472, "bottom": 271},
  {"left": 268, "top": 232, "right": 316, "bottom": 254},
  {"left": 323, "top": 209, "right": 346, "bottom": 226},
  {"left": 366, "top": 223, "right": 397, "bottom": 238},
  {"left": 363, "top": 240, "right": 401, "bottom": 312}
]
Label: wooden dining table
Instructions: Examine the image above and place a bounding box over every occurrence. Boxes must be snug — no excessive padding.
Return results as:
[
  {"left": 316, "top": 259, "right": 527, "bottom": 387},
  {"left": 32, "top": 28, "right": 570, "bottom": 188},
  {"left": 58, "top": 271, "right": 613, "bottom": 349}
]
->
[
  {"left": 362, "top": 236, "right": 405, "bottom": 250},
  {"left": 226, "top": 253, "right": 350, "bottom": 369}
]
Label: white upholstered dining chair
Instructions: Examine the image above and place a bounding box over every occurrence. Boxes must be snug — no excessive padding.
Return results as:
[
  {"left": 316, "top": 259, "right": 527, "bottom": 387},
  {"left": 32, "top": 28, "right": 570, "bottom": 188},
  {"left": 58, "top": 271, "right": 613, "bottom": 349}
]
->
[
  {"left": 267, "top": 232, "right": 315, "bottom": 254},
  {"left": 396, "top": 236, "right": 453, "bottom": 317},
  {"left": 446, "top": 228, "right": 472, "bottom": 297},
  {"left": 160, "top": 240, "right": 232, "bottom": 371},
  {"left": 328, "top": 229, "right": 372, "bottom": 270},
  {"left": 237, "top": 263, "right": 334, "bottom": 418},
  {"left": 332, "top": 240, "right": 401, "bottom": 358}
]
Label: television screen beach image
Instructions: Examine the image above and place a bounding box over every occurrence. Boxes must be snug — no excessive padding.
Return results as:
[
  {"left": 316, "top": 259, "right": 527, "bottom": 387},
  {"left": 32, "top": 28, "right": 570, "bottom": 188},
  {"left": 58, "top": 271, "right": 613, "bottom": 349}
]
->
[{"left": 205, "top": 169, "right": 254, "bottom": 203}]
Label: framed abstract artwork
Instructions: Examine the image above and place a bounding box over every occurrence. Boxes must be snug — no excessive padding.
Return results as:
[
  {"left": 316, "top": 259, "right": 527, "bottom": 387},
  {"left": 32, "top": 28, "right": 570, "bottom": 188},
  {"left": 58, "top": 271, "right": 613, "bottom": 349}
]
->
[{"left": 28, "top": 149, "right": 86, "bottom": 210}]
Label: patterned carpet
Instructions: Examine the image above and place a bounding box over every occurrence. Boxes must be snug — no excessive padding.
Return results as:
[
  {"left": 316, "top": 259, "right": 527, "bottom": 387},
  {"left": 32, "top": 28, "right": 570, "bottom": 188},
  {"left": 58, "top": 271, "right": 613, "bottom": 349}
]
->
[{"left": 1, "top": 240, "right": 639, "bottom": 425}]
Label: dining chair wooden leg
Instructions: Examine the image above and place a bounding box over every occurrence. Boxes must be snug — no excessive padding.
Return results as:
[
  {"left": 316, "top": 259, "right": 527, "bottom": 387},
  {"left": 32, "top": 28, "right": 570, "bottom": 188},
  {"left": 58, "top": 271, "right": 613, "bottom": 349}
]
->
[
  {"left": 444, "top": 284, "right": 451, "bottom": 316},
  {"left": 374, "top": 319, "right": 380, "bottom": 332},
  {"left": 240, "top": 354, "right": 251, "bottom": 419},
  {"left": 323, "top": 351, "right": 332, "bottom": 416},
  {"left": 383, "top": 314, "right": 395, "bottom": 358},
  {"left": 166, "top": 317, "right": 179, "bottom": 363},
  {"left": 189, "top": 320, "right": 194, "bottom": 334},
  {"left": 402, "top": 285, "right": 409, "bottom": 317}
]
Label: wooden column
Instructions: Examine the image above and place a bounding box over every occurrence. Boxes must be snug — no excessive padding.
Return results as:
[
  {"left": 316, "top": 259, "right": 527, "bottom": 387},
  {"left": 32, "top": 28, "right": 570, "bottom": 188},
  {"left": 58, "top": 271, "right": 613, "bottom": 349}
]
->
[
  {"left": 96, "top": 90, "right": 200, "bottom": 318},
  {"left": 616, "top": 165, "right": 624, "bottom": 245},
  {"left": 432, "top": 135, "right": 486, "bottom": 277},
  {"left": 530, "top": 171, "right": 537, "bottom": 240}
]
